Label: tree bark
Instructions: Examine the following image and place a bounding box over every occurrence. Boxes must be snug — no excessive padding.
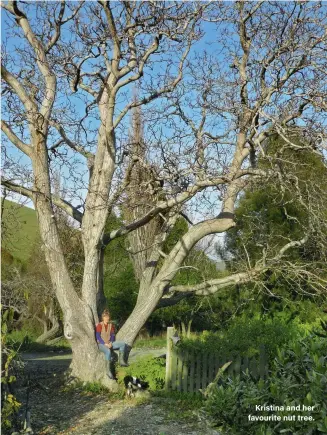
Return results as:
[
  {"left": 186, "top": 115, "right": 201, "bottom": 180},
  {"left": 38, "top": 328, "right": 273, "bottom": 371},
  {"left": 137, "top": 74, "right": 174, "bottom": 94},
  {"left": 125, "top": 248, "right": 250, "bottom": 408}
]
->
[
  {"left": 96, "top": 248, "right": 107, "bottom": 319},
  {"left": 68, "top": 319, "right": 119, "bottom": 391},
  {"left": 81, "top": 117, "right": 116, "bottom": 321}
]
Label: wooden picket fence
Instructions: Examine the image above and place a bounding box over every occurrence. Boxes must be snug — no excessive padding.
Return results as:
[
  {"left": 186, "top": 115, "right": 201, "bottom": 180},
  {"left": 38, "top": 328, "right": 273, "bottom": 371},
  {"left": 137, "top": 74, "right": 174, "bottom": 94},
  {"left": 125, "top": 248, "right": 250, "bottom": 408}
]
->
[{"left": 165, "top": 327, "right": 268, "bottom": 394}]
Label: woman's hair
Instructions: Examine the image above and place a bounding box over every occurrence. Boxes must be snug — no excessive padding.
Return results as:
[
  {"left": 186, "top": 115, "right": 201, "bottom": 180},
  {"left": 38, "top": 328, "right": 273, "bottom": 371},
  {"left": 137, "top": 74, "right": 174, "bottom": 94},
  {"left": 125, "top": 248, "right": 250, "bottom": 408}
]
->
[{"left": 101, "top": 309, "right": 110, "bottom": 319}]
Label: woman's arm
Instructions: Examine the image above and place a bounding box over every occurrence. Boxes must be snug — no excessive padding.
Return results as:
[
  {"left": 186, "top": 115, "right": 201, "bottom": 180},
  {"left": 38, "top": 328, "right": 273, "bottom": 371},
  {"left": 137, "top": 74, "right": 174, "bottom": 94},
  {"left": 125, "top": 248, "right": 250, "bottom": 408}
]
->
[
  {"left": 95, "top": 324, "right": 105, "bottom": 344},
  {"left": 110, "top": 324, "right": 116, "bottom": 342}
]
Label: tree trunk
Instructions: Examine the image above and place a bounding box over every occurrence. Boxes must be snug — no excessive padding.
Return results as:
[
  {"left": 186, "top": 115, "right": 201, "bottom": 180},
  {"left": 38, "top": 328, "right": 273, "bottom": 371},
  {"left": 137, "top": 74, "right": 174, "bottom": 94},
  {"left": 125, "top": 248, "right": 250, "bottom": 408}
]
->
[
  {"left": 96, "top": 247, "right": 107, "bottom": 318},
  {"left": 62, "top": 301, "right": 119, "bottom": 390},
  {"left": 30, "top": 136, "right": 114, "bottom": 385},
  {"left": 81, "top": 119, "right": 116, "bottom": 322},
  {"left": 116, "top": 287, "right": 162, "bottom": 345},
  {"left": 35, "top": 300, "right": 61, "bottom": 344},
  {"left": 35, "top": 322, "right": 60, "bottom": 344},
  {"left": 69, "top": 334, "right": 118, "bottom": 390}
]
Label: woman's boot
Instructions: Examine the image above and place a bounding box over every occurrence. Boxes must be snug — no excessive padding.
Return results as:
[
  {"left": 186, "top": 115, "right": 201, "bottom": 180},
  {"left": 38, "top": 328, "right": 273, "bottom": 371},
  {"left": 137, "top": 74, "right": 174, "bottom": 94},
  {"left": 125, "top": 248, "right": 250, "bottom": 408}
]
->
[
  {"left": 119, "top": 344, "right": 132, "bottom": 367},
  {"left": 107, "top": 360, "right": 115, "bottom": 379},
  {"left": 119, "top": 351, "right": 129, "bottom": 367}
]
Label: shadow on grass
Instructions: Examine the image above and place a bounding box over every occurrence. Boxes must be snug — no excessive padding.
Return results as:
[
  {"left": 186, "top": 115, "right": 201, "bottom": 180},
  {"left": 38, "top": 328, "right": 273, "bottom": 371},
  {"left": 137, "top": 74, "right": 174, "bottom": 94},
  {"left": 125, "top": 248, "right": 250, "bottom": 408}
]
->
[{"left": 9, "top": 336, "right": 71, "bottom": 353}]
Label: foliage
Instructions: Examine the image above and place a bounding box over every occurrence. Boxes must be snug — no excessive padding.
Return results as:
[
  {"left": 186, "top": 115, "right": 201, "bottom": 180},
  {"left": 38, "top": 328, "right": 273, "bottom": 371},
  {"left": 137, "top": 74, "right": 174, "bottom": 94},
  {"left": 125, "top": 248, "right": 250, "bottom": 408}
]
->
[
  {"left": 225, "top": 187, "right": 306, "bottom": 263},
  {"left": 202, "top": 334, "right": 327, "bottom": 434},
  {"left": 179, "top": 317, "right": 299, "bottom": 361},
  {"left": 222, "top": 139, "right": 327, "bottom": 297},
  {"left": 118, "top": 355, "right": 166, "bottom": 391},
  {"left": 103, "top": 214, "right": 138, "bottom": 324},
  {"left": 1, "top": 308, "right": 22, "bottom": 432},
  {"left": 162, "top": 216, "right": 189, "bottom": 254}
]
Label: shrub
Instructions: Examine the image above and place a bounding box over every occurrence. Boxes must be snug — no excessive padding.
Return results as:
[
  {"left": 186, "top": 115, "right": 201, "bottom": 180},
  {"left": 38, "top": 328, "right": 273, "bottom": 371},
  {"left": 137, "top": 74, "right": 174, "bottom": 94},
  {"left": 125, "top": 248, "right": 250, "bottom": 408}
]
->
[
  {"left": 202, "top": 335, "right": 327, "bottom": 434},
  {"left": 180, "top": 317, "right": 299, "bottom": 362},
  {"left": 1, "top": 308, "right": 22, "bottom": 433}
]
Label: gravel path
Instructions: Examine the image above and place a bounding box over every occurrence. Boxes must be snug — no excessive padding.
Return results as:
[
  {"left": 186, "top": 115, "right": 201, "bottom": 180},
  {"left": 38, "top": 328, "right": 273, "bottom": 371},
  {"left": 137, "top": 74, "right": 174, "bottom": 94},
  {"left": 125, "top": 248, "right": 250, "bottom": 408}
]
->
[
  {"left": 17, "top": 350, "right": 220, "bottom": 435},
  {"left": 56, "top": 397, "right": 218, "bottom": 435}
]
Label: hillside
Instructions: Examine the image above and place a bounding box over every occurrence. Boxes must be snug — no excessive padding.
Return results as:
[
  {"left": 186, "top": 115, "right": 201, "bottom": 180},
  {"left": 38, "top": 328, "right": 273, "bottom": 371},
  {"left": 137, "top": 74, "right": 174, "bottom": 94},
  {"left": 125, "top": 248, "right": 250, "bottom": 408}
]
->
[{"left": 1, "top": 199, "right": 39, "bottom": 263}]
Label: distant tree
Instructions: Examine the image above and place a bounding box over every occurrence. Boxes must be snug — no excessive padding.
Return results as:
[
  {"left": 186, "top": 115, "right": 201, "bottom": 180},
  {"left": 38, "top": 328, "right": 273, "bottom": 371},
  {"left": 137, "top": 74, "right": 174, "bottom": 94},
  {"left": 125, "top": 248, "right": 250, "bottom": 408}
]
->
[{"left": 221, "top": 136, "right": 327, "bottom": 297}]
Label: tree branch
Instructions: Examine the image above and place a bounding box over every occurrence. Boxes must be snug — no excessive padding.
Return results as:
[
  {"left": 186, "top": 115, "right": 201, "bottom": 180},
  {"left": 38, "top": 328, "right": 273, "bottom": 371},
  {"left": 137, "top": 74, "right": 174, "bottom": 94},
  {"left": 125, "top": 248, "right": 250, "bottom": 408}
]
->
[
  {"left": 1, "top": 65, "right": 37, "bottom": 115},
  {"left": 103, "top": 176, "right": 228, "bottom": 244},
  {"left": 113, "top": 35, "right": 193, "bottom": 128},
  {"left": 113, "top": 35, "right": 160, "bottom": 91},
  {"left": 1, "top": 120, "right": 32, "bottom": 157},
  {"left": 2, "top": 1, "right": 56, "bottom": 126},
  {"left": 49, "top": 120, "right": 94, "bottom": 160},
  {"left": 98, "top": 0, "right": 121, "bottom": 75},
  {"left": 45, "top": 1, "right": 84, "bottom": 54},
  {"left": 160, "top": 235, "right": 310, "bottom": 304},
  {"left": 1, "top": 179, "right": 83, "bottom": 223}
]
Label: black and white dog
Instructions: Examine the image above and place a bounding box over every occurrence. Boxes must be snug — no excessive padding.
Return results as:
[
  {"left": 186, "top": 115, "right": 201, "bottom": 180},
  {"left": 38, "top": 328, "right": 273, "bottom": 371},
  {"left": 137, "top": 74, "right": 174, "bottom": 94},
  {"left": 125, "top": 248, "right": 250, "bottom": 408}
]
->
[{"left": 124, "top": 375, "right": 149, "bottom": 398}]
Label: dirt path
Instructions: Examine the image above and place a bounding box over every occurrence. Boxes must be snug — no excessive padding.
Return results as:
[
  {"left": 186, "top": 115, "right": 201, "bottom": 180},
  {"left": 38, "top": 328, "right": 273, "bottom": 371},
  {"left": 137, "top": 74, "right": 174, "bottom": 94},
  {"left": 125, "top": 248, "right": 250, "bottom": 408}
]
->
[
  {"left": 55, "top": 397, "right": 218, "bottom": 435},
  {"left": 17, "top": 351, "right": 220, "bottom": 435}
]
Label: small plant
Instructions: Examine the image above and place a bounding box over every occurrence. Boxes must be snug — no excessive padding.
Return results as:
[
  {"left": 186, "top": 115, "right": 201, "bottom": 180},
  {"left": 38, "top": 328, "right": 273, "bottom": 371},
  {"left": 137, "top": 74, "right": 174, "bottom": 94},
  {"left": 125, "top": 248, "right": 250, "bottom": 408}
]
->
[{"left": 1, "top": 307, "right": 22, "bottom": 432}]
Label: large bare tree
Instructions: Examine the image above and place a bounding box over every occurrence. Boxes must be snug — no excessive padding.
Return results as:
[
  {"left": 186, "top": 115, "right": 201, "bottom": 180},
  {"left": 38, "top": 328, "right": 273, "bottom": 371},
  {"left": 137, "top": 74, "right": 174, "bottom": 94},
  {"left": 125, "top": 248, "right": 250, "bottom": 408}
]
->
[
  {"left": 2, "top": 1, "right": 327, "bottom": 386},
  {"left": 1, "top": 0, "right": 204, "bottom": 386}
]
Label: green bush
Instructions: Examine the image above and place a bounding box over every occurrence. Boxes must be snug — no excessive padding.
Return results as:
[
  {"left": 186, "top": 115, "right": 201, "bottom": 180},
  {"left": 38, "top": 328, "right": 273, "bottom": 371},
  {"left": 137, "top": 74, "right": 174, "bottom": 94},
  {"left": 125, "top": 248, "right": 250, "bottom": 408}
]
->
[
  {"left": 180, "top": 317, "right": 299, "bottom": 362},
  {"left": 202, "top": 335, "right": 327, "bottom": 434},
  {"left": 7, "top": 329, "right": 38, "bottom": 348}
]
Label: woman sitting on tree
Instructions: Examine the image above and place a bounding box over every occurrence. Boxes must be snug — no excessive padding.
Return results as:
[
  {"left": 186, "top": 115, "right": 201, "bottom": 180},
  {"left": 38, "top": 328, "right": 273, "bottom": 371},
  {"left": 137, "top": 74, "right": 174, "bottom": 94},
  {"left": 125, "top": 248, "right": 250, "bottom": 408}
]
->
[{"left": 96, "top": 309, "right": 130, "bottom": 379}]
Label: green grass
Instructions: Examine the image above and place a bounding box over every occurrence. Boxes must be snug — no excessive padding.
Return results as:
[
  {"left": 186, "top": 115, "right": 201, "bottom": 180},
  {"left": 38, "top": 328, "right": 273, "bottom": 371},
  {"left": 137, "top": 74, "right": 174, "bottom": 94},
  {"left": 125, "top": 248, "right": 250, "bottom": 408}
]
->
[
  {"left": 7, "top": 329, "right": 71, "bottom": 352},
  {"left": 7, "top": 330, "right": 165, "bottom": 354},
  {"left": 116, "top": 353, "right": 166, "bottom": 390},
  {"left": 1, "top": 199, "right": 39, "bottom": 262},
  {"left": 134, "top": 337, "right": 166, "bottom": 349}
]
